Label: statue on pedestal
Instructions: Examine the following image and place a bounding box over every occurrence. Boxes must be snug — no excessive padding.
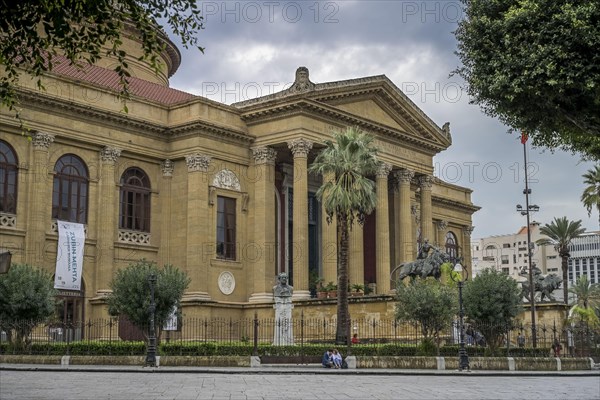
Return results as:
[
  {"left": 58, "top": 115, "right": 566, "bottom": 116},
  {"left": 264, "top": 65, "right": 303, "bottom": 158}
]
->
[
  {"left": 273, "top": 272, "right": 294, "bottom": 345},
  {"left": 519, "top": 263, "right": 563, "bottom": 302}
]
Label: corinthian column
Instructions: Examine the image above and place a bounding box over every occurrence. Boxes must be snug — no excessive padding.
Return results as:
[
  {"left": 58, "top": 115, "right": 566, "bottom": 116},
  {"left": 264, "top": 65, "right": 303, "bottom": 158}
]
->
[
  {"left": 184, "top": 153, "right": 212, "bottom": 301},
  {"left": 249, "top": 146, "right": 277, "bottom": 302},
  {"left": 97, "top": 146, "right": 121, "bottom": 291},
  {"left": 419, "top": 175, "right": 434, "bottom": 248},
  {"left": 395, "top": 169, "right": 414, "bottom": 264},
  {"left": 288, "top": 138, "right": 312, "bottom": 299},
  {"left": 26, "top": 132, "right": 54, "bottom": 267},
  {"left": 376, "top": 163, "right": 392, "bottom": 294}
]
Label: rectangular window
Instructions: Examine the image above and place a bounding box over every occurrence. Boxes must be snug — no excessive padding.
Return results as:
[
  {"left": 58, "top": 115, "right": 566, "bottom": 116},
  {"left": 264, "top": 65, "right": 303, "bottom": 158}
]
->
[
  {"left": 216, "top": 196, "right": 236, "bottom": 260},
  {"left": 503, "top": 243, "right": 510, "bottom": 248}
]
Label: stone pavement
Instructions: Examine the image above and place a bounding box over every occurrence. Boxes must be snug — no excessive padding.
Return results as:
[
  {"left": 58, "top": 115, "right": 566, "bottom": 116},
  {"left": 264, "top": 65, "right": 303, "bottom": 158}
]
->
[{"left": 0, "top": 365, "right": 599, "bottom": 400}]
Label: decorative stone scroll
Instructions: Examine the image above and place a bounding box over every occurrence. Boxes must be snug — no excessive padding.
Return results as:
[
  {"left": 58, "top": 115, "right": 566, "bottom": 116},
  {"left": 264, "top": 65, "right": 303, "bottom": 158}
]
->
[
  {"left": 161, "top": 159, "right": 174, "bottom": 177},
  {"left": 251, "top": 147, "right": 277, "bottom": 165},
  {"left": 242, "top": 193, "right": 249, "bottom": 212},
  {"left": 185, "top": 153, "right": 211, "bottom": 172},
  {"left": 411, "top": 204, "right": 420, "bottom": 224},
  {"left": 288, "top": 138, "right": 313, "bottom": 157},
  {"left": 436, "top": 220, "right": 448, "bottom": 231},
  {"left": 218, "top": 271, "right": 236, "bottom": 295},
  {"left": 213, "top": 169, "right": 241, "bottom": 191},
  {"left": 100, "top": 146, "right": 121, "bottom": 163},
  {"left": 31, "top": 132, "right": 55, "bottom": 150},
  {"left": 463, "top": 225, "right": 475, "bottom": 237},
  {"left": 289, "top": 66, "right": 315, "bottom": 92}
]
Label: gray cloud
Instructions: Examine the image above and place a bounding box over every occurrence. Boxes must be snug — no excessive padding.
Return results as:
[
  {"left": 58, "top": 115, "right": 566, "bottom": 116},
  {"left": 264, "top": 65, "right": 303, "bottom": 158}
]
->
[{"left": 166, "top": 0, "right": 596, "bottom": 238}]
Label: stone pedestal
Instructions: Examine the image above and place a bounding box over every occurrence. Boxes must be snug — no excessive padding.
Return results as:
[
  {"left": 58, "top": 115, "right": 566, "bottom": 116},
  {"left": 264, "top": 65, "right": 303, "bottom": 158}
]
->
[{"left": 273, "top": 297, "right": 294, "bottom": 345}]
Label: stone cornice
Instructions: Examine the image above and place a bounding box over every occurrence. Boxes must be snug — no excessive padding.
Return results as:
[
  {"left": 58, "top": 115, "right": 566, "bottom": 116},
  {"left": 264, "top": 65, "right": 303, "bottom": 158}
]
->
[
  {"left": 431, "top": 195, "right": 481, "bottom": 214},
  {"left": 238, "top": 99, "right": 445, "bottom": 153},
  {"left": 16, "top": 88, "right": 254, "bottom": 145},
  {"left": 169, "top": 120, "right": 254, "bottom": 144}
]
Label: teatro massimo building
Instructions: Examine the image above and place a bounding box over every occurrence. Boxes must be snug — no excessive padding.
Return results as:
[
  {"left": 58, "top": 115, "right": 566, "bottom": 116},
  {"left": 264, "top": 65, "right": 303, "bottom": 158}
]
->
[{"left": 0, "top": 29, "right": 479, "bottom": 325}]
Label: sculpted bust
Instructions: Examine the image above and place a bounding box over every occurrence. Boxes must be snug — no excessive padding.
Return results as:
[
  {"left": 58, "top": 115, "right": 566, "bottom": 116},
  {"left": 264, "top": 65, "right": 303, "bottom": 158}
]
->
[{"left": 273, "top": 272, "right": 293, "bottom": 298}]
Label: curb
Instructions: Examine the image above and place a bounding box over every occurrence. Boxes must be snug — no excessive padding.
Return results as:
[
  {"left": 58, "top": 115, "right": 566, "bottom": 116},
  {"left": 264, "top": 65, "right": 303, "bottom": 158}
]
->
[{"left": 2, "top": 364, "right": 599, "bottom": 377}]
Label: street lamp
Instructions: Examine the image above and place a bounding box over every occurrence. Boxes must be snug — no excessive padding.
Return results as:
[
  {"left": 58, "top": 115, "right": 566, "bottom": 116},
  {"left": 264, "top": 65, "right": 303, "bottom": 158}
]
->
[
  {"left": 516, "top": 183, "right": 540, "bottom": 347},
  {"left": 145, "top": 273, "right": 157, "bottom": 367},
  {"left": 451, "top": 261, "right": 470, "bottom": 371}
]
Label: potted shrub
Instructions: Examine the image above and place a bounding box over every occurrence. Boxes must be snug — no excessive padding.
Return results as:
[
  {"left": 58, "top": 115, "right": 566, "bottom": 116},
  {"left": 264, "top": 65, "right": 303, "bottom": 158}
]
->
[
  {"left": 325, "top": 281, "right": 337, "bottom": 299},
  {"left": 315, "top": 278, "right": 328, "bottom": 299},
  {"left": 350, "top": 283, "right": 365, "bottom": 296}
]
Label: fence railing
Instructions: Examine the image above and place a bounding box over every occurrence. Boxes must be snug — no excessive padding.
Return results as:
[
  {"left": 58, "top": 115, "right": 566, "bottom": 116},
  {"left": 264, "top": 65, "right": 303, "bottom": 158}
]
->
[{"left": 1, "top": 316, "right": 598, "bottom": 358}]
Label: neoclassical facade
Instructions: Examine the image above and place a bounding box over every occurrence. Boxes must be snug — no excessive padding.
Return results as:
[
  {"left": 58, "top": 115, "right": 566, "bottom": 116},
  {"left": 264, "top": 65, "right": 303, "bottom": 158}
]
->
[{"left": 0, "top": 33, "right": 478, "bottom": 322}]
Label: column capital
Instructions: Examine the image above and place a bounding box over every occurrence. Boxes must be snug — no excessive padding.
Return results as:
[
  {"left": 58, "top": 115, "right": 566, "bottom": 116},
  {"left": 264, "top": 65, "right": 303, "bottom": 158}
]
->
[
  {"left": 418, "top": 174, "right": 434, "bottom": 189},
  {"left": 161, "top": 159, "right": 174, "bottom": 177},
  {"left": 100, "top": 146, "right": 121, "bottom": 164},
  {"left": 251, "top": 146, "right": 277, "bottom": 164},
  {"left": 185, "top": 153, "right": 211, "bottom": 172},
  {"left": 394, "top": 169, "right": 414, "bottom": 184},
  {"left": 436, "top": 220, "right": 448, "bottom": 231},
  {"left": 31, "top": 131, "right": 55, "bottom": 150},
  {"left": 288, "top": 138, "right": 313, "bottom": 157},
  {"left": 376, "top": 163, "right": 393, "bottom": 178}
]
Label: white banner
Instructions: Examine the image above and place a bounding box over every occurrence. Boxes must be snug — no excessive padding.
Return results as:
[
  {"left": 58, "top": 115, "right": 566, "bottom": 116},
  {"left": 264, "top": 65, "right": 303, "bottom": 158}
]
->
[{"left": 54, "top": 221, "right": 85, "bottom": 291}]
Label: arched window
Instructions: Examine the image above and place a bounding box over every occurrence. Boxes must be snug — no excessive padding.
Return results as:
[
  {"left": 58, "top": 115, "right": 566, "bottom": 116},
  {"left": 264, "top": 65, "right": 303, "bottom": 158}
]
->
[
  {"left": 445, "top": 231, "right": 458, "bottom": 258},
  {"left": 52, "top": 154, "right": 89, "bottom": 223},
  {"left": 119, "top": 168, "right": 151, "bottom": 232},
  {"left": 0, "top": 140, "right": 18, "bottom": 214}
]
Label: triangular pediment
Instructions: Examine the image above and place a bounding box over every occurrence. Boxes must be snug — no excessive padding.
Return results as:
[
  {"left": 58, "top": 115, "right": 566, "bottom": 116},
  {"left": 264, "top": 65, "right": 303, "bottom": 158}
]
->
[{"left": 232, "top": 70, "right": 452, "bottom": 153}]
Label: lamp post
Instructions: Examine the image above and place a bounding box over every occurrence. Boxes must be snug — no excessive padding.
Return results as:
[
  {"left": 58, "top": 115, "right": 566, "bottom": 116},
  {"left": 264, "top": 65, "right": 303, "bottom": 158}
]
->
[
  {"left": 145, "top": 273, "right": 157, "bottom": 367},
  {"left": 516, "top": 135, "right": 540, "bottom": 349},
  {"left": 451, "top": 261, "right": 470, "bottom": 371}
]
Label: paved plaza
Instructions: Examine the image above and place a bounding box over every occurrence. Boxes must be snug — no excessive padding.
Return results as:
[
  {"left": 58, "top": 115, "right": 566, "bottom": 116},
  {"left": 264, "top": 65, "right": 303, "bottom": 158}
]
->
[{"left": 0, "top": 367, "right": 598, "bottom": 400}]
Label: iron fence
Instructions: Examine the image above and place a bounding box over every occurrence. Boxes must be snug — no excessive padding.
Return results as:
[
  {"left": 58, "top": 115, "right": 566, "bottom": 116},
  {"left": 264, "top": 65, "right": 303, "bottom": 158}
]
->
[{"left": 1, "top": 316, "right": 598, "bottom": 358}]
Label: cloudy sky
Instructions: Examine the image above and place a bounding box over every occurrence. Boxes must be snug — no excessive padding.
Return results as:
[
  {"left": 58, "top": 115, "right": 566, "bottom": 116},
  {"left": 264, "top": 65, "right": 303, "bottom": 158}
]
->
[{"left": 166, "top": 0, "right": 596, "bottom": 238}]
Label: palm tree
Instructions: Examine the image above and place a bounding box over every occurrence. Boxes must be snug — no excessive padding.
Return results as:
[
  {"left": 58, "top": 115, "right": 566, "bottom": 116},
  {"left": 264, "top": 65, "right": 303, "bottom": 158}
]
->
[
  {"left": 581, "top": 165, "right": 600, "bottom": 229},
  {"left": 568, "top": 275, "right": 600, "bottom": 310},
  {"left": 309, "top": 127, "right": 379, "bottom": 344},
  {"left": 568, "top": 276, "right": 600, "bottom": 328},
  {"left": 537, "top": 217, "right": 586, "bottom": 305}
]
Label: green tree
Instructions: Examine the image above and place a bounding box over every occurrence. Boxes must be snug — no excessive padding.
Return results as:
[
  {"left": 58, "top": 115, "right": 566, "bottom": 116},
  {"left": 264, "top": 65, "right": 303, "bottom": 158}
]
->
[
  {"left": 581, "top": 165, "right": 600, "bottom": 229},
  {"left": 463, "top": 268, "right": 522, "bottom": 353},
  {"left": 0, "top": 264, "right": 58, "bottom": 348},
  {"left": 106, "top": 260, "right": 190, "bottom": 340},
  {"left": 537, "top": 217, "right": 586, "bottom": 304},
  {"left": 309, "top": 127, "right": 379, "bottom": 344},
  {"left": 395, "top": 279, "right": 457, "bottom": 355},
  {"left": 569, "top": 275, "right": 600, "bottom": 310},
  {"left": 455, "top": 0, "right": 600, "bottom": 160},
  {"left": 1, "top": 1, "right": 203, "bottom": 119}
]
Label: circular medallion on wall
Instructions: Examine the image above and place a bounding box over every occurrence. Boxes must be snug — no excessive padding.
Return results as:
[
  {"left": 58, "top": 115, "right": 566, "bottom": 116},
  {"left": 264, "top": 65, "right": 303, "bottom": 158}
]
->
[{"left": 218, "top": 271, "right": 235, "bottom": 295}]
